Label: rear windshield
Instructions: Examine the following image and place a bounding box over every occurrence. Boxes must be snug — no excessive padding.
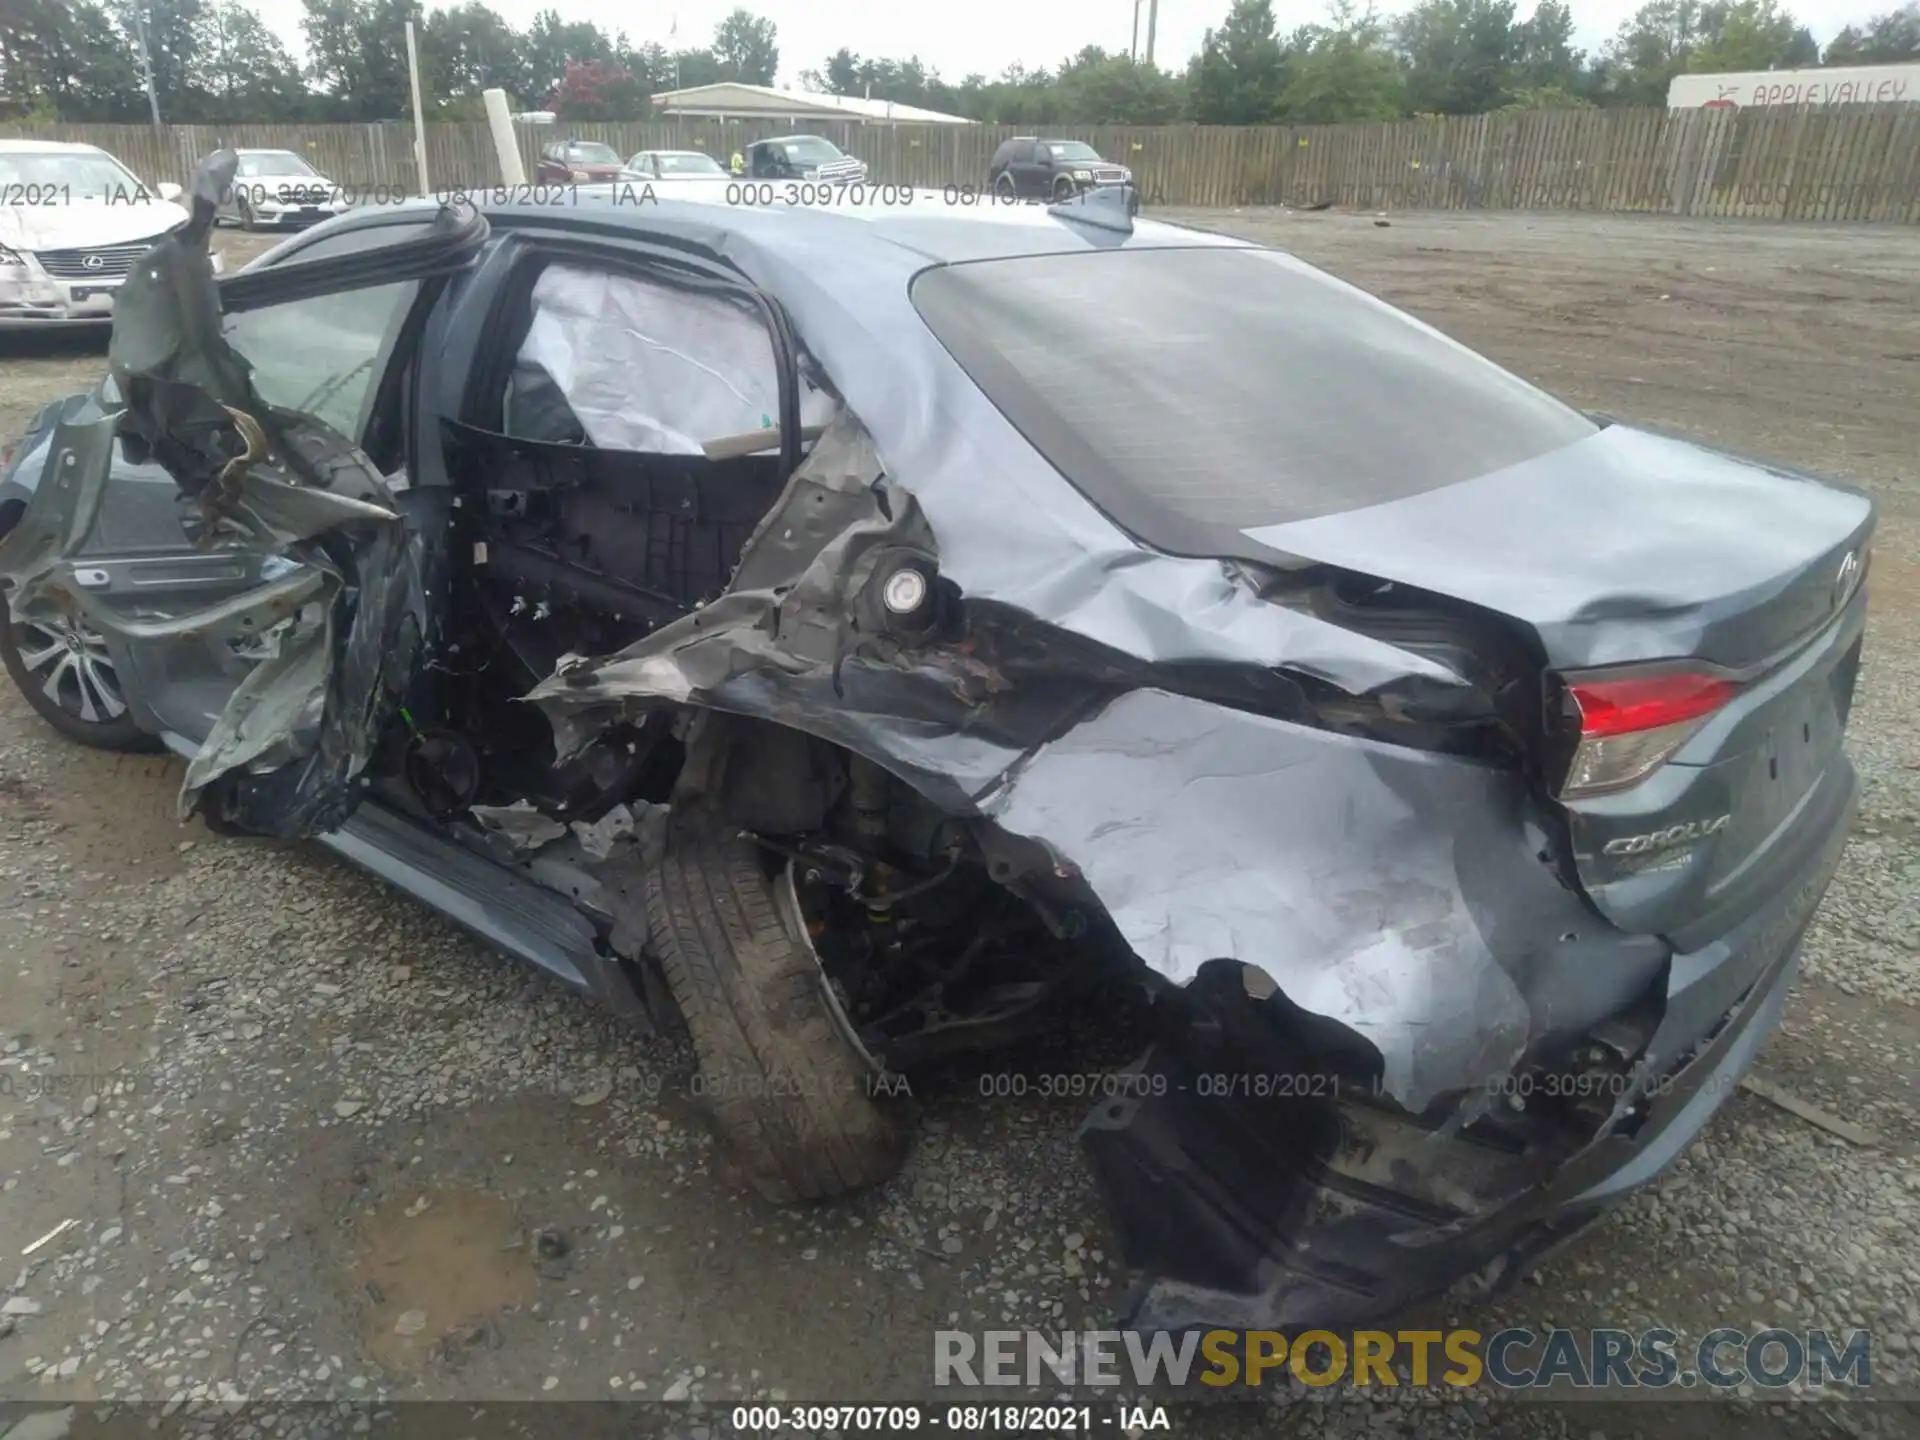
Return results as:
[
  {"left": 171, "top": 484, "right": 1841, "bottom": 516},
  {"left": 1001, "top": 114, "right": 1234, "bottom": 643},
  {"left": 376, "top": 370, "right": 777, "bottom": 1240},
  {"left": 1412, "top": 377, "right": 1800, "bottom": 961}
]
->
[{"left": 911, "top": 246, "right": 1596, "bottom": 543}]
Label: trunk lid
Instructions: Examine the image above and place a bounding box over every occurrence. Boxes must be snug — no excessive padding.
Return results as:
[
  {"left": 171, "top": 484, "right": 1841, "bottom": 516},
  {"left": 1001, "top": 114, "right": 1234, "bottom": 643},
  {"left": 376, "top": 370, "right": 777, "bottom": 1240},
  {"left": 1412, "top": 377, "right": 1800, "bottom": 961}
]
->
[{"left": 1245, "top": 423, "right": 1873, "bottom": 944}]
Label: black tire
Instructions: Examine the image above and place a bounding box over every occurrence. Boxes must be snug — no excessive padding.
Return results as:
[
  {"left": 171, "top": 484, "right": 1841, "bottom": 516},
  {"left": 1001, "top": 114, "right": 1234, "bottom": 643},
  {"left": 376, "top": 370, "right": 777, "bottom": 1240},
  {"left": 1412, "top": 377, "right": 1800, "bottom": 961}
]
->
[
  {"left": 1052, "top": 174, "right": 1077, "bottom": 201},
  {"left": 993, "top": 171, "right": 1017, "bottom": 202},
  {"left": 0, "top": 598, "right": 159, "bottom": 752},
  {"left": 646, "top": 813, "right": 906, "bottom": 1203},
  {"left": 237, "top": 195, "right": 256, "bottom": 231}
]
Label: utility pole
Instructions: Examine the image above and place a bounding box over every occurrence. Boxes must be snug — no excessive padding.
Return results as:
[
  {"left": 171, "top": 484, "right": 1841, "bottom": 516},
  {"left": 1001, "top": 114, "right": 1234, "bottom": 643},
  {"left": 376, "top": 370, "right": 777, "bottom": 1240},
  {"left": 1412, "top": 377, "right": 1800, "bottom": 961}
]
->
[
  {"left": 131, "top": 7, "right": 163, "bottom": 128},
  {"left": 1145, "top": 0, "right": 1159, "bottom": 67},
  {"left": 130, "top": 5, "right": 169, "bottom": 182},
  {"left": 1131, "top": 0, "right": 1143, "bottom": 60}
]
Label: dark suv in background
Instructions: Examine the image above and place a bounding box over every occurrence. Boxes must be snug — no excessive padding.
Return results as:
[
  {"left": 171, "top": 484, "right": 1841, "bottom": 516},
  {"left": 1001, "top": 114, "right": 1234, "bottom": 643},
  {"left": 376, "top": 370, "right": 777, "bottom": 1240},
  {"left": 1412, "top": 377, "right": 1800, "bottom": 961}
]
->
[
  {"left": 535, "top": 139, "right": 626, "bottom": 185},
  {"left": 988, "top": 137, "right": 1132, "bottom": 200}
]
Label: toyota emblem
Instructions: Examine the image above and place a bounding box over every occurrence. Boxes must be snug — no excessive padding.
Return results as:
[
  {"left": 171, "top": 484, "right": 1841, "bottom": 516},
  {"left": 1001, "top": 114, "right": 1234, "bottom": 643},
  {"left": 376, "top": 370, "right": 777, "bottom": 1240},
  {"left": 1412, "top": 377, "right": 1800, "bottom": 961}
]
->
[
  {"left": 1834, "top": 549, "right": 1860, "bottom": 608},
  {"left": 81, "top": 254, "right": 105, "bottom": 270}
]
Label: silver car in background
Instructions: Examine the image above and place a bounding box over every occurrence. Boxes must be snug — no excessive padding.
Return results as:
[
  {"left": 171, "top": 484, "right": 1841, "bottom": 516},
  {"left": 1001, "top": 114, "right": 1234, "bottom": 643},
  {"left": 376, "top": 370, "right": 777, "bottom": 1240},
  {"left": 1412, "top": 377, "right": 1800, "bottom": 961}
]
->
[
  {"left": 217, "top": 148, "right": 349, "bottom": 230},
  {"left": 618, "top": 150, "right": 729, "bottom": 183},
  {"left": 0, "top": 139, "right": 197, "bottom": 328}
]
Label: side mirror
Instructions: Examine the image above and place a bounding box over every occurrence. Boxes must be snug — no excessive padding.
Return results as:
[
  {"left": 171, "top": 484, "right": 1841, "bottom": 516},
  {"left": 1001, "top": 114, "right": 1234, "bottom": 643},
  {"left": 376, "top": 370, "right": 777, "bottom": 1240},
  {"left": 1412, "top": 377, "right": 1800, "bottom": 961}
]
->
[{"left": 156, "top": 181, "right": 184, "bottom": 203}]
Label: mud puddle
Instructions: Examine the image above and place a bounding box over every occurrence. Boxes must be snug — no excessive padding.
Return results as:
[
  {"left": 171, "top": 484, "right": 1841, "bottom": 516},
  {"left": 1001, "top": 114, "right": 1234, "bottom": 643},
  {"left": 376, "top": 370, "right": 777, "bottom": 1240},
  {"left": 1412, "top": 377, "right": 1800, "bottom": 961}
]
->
[{"left": 347, "top": 1188, "right": 535, "bottom": 1375}]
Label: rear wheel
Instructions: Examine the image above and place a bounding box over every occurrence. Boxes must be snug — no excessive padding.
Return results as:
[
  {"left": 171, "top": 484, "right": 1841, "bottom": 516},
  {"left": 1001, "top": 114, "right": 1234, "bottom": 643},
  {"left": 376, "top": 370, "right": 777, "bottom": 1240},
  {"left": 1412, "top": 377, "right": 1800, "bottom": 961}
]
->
[
  {"left": 0, "top": 602, "right": 158, "bottom": 752},
  {"left": 993, "top": 171, "right": 1018, "bottom": 202},
  {"left": 646, "top": 811, "right": 906, "bottom": 1203}
]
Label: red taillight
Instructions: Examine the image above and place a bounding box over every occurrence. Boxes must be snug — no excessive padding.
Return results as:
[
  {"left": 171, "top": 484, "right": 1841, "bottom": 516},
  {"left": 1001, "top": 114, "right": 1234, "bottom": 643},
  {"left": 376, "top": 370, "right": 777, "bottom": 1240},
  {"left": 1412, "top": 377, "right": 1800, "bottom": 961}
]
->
[
  {"left": 1559, "top": 669, "right": 1739, "bottom": 799},
  {"left": 1567, "top": 673, "right": 1740, "bottom": 738}
]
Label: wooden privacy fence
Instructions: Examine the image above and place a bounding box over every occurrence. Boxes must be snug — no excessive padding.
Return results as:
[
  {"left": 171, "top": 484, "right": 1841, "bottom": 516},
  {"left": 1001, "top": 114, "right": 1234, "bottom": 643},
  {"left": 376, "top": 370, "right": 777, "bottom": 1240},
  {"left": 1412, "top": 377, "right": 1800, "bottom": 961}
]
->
[{"left": 6, "top": 105, "right": 1919, "bottom": 222}]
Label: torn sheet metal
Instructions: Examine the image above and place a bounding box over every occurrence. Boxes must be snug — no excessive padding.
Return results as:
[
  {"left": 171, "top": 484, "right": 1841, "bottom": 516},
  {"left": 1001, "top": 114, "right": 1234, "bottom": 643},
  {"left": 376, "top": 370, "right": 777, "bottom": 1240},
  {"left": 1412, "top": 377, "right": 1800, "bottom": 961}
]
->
[
  {"left": 525, "top": 410, "right": 1648, "bottom": 1111},
  {"left": 0, "top": 150, "right": 426, "bottom": 839},
  {"left": 572, "top": 802, "right": 637, "bottom": 861},
  {"left": 512, "top": 262, "right": 838, "bottom": 455},
  {"left": 472, "top": 800, "right": 569, "bottom": 852},
  {"left": 978, "top": 687, "right": 1658, "bottom": 1112}
]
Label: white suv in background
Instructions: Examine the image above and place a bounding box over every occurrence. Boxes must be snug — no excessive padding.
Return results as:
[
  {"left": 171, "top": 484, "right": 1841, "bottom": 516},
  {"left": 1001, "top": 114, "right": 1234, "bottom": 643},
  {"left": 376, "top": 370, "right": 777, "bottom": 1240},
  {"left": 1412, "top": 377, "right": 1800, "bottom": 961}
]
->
[{"left": 0, "top": 139, "right": 213, "bottom": 330}]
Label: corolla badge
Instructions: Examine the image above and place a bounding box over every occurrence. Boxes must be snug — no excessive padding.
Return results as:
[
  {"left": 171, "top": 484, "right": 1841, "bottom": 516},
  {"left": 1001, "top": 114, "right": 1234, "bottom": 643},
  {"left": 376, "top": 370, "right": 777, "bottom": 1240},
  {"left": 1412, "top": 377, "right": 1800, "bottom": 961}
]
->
[
  {"left": 1833, "top": 549, "right": 1861, "bottom": 609},
  {"left": 1604, "top": 815, "right": 1731, "bottom": 856}
]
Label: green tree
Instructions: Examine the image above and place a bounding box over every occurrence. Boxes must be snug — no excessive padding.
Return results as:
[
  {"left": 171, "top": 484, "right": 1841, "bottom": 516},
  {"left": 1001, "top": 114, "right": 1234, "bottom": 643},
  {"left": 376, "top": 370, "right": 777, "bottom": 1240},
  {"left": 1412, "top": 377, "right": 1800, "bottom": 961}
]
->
[
  {"left": 1600, "top": 0, "right": 1712, "bottom": 104},
  {"left": 711, "top": 8, "right": 778, "bottom": 85},
  {"left": 1501, "top": 83, "right": 1594, "bottom": 107},
  {"left": 1823, "top": 3, "right": 1920, "bottom": 62},
  {"left": 1688, "top": 0, "right": 1816, "bottom": 71},
  {"left": 301, "top": 0, "right": 427, "bottom": 119},
  {"left": 200, "top": 0, "right": 307, "bottom": 121},
  {"left": 1054, "top": 47, "right": 1185, "bottom": 122},
  {"left": 1397, "top": 0, "right": 1520, "bottom": 115},
  {"left": 1511, "top": 0, "right": 1588, "bottom": 94},
  {"left": 1188, "top": 0, "right": 1288, "bottom": 123},
  {"left": 819, "top": 47, "right": 861, "bottom": 93},
  {"left": 111, "top": 0, "right": 210, "bottom": 118},
  {"left": 421, "top": 2, "right": 529, "bottom": 104},
  {"left": 1281, "top": 5, "right": 1406, "bottom": 121},
  {"left": 0, "top": 0, "right": 145, "bottom": 119},
  {"left": 614, "top": 36, "right": 673, "bottom": 93},
  {"left": 663, "top": 48, "right": 725, "bottom": 88}
]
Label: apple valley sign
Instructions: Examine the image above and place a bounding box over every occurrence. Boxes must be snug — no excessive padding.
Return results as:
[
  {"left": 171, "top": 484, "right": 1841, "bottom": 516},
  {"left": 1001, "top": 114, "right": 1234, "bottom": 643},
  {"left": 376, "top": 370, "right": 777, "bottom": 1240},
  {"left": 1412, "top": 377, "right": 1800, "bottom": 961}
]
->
[{"left": 1668, "top": 62, "right": 1920, "bottom": 110}]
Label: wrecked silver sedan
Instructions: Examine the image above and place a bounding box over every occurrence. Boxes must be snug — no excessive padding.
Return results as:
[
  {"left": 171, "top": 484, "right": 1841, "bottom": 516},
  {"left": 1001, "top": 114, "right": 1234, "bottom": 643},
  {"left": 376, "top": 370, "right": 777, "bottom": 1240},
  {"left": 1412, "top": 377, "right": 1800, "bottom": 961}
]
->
[{"left": 0, "top": 153, "right": 1872, "bottom": 1333}]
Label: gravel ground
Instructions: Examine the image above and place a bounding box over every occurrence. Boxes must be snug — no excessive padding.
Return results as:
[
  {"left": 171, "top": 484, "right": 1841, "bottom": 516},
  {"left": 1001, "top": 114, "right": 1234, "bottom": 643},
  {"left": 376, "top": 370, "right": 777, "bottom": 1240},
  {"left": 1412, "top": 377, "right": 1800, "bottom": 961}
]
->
[{"left": 0, "top": 212, "right": 1917, "bottom": 1438}]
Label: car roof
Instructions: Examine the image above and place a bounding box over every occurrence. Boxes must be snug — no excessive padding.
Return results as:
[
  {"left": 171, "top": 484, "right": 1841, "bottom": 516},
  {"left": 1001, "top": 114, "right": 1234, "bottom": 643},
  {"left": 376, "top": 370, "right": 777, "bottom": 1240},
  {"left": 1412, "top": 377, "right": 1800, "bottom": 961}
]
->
[
  {"left": 0, "top": 139, "right": 111, "bottom": 155},
  {"left": 279, "top": 187, "right": 1250, "bottom": 274},
  {"left": 236, "top": 147, "right": 303, "bottom": 156},
  {"left": 476, "top": 186, "right": 1248, "bottom": 266}
]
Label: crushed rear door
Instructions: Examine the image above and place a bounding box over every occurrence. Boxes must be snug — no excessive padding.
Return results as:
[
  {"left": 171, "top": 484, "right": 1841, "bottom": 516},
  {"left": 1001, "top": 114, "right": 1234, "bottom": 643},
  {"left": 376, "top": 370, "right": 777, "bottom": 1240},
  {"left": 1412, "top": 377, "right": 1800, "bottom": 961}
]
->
[{"left": 0, "top": 149, "right": 487, "bottom": 837}]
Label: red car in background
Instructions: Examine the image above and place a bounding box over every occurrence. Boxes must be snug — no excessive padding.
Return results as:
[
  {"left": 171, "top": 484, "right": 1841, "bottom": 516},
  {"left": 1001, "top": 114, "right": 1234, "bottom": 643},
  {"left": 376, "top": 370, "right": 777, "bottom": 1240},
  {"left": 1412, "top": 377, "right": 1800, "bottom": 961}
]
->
[{"left": 534, "top": 139, "right": 626, "bottom": 185}]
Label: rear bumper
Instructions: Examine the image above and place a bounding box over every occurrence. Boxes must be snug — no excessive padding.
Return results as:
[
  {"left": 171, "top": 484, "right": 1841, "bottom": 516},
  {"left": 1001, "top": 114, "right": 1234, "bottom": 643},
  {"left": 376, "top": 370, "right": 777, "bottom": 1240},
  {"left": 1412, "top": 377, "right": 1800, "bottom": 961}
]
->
[{"left": 1083, "top": 759, "right": 1855, "bottom": 1333}]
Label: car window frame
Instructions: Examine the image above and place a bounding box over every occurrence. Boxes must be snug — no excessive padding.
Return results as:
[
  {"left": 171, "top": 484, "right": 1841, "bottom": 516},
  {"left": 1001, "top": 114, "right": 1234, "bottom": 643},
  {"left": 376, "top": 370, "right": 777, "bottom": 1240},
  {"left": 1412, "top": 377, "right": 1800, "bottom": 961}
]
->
[
  {"left": 212, "top": 204, "right": 489, "bottom": 463},
  {"left": 219, "top": 276, "right": 424, "bottom": 448}
]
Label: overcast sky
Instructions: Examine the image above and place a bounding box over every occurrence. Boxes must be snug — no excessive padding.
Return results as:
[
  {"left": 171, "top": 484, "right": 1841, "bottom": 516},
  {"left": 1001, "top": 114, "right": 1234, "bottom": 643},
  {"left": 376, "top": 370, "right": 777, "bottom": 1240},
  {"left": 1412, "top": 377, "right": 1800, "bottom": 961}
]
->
[{"left": 247, "top": 0, "right": 1892, "bottom": 90}]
